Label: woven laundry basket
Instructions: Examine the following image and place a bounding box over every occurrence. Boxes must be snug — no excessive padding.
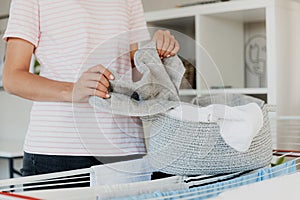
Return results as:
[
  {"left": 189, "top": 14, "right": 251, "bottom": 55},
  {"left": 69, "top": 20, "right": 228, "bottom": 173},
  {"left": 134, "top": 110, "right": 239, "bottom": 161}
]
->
[{"left": 146, "top": 104, "right": 273, "bottom": 176}]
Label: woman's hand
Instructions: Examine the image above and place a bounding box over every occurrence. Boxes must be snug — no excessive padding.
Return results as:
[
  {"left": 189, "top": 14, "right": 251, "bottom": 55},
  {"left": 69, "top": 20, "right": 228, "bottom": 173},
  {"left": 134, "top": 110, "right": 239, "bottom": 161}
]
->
[
  {"left": 152, "top": 30, "right": 180, "bottom": 59},
  {"left": 72, "top": 65, "right": 114, "bottom": 102}
]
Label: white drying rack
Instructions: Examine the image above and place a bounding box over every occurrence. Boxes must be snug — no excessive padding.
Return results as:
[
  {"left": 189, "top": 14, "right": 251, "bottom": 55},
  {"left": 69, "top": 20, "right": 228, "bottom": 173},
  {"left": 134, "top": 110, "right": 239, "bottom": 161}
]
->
[{"left": 0, "top": 153, "right": 298, "bottom": 200}]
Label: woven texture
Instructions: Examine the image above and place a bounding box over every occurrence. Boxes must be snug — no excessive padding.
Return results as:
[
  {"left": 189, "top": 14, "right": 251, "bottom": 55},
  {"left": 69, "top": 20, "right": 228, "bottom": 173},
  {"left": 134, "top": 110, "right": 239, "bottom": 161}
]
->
[{"left": 147, "top": 103, "right": 272, "bottom": 175}]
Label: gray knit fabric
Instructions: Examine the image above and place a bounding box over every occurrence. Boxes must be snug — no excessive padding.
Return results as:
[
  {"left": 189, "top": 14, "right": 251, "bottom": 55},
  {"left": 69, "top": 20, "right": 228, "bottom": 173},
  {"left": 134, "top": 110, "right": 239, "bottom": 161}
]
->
[
  {"left": 147, "top": 97, "right": 272, "bottom": 176},
  {"left": 89, "top": 41, "right": 185, "bottom": 116}
]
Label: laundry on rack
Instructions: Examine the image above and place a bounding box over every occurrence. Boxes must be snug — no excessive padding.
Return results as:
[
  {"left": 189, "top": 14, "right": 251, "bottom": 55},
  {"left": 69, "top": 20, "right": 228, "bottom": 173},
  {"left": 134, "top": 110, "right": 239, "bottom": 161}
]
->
[
  {"left": 89, "top": 41, "right": 185, "bottom": 116},
  {"left": 111, "top": 160, "right": 297, "bottom": 200},
  {"left": 184, "top": 171, "right": 253, "bottom": 188},
  {"left": 93, "top": 175, "right": 188, "bottom": 199},
  {"left": 90, "top": 157, "right": 153, "bottom": 186},
  {"left": 1, "top": 159, "right": 297, "bottom": 200}
]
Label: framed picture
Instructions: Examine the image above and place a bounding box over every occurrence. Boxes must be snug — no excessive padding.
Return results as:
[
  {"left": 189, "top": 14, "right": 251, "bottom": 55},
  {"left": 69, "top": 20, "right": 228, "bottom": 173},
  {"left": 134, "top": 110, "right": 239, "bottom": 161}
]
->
[
  {"left": 0, "top": 15, "right": 9, "bottom": 88},
  {"left": 244, "top": 22, "right": 267, "bottom": 88}
]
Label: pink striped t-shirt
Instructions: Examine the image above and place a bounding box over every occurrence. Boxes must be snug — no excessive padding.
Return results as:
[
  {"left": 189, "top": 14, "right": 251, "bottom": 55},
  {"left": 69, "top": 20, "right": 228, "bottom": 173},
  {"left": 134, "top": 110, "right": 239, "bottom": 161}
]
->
[{"left": 3, "top": 0, "right": 150, "bottom": 156}]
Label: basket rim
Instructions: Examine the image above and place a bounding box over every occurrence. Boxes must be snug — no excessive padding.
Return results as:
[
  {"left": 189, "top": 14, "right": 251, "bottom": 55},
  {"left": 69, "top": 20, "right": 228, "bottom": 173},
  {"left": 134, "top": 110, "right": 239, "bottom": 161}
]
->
[{"left": 148, "top": 103, "right": 272, "bottom": 125}]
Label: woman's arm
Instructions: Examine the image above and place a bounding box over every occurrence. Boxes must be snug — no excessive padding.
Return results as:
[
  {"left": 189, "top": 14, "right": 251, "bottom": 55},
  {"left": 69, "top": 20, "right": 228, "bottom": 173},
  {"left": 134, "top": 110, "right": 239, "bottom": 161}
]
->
[{"left": 3, "top": 38, "right": 113, "bottom": 102}]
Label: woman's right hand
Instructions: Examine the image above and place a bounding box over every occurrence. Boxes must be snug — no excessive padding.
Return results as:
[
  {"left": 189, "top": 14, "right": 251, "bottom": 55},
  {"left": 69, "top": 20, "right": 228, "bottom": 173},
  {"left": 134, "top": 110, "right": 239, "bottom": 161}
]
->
[{"left": 72, "top": 64, "right": 115, "bottom": 102}]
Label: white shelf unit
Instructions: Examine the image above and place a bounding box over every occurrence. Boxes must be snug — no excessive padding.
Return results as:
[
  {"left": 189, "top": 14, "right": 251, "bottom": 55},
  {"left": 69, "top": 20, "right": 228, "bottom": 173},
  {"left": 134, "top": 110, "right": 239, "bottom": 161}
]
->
[
  {"left": 145, "top": 0, "right": 300, "bottom": 106},
  {"left": 145, "top": 0, "right": 300, "bottom": 150}
]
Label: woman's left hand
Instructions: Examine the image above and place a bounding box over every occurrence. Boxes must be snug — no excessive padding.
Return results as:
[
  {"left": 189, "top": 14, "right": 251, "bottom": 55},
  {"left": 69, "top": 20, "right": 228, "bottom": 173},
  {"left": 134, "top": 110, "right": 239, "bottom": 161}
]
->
[{"left": 152, "top": 30, "right": 180, "bottom": 59}]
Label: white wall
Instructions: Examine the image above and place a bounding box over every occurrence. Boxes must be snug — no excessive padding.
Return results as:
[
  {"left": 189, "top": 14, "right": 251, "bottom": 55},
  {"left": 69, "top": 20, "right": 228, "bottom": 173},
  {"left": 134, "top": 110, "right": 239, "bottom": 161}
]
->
[
  {"left": 0, "top": 91, "right": 32, "bottom": 179},
  {"left": 0, "top": 0, "right": 10, "bottom": 16},
  {"left": 0, "top": 91, "right": 32, "bottom": 141}
]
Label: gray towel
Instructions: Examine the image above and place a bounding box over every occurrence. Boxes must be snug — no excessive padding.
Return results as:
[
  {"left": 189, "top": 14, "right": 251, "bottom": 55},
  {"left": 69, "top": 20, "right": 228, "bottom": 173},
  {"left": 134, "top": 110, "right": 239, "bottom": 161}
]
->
[{"left": 89, "top": 42, "right": 185, "bottom": 116}]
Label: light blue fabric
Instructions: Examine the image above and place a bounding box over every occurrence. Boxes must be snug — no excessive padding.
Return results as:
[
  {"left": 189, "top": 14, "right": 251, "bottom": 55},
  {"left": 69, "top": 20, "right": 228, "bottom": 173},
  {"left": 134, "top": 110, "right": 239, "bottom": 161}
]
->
[{"left": 113, "top": 160, "right": 297, "bottom": 200}]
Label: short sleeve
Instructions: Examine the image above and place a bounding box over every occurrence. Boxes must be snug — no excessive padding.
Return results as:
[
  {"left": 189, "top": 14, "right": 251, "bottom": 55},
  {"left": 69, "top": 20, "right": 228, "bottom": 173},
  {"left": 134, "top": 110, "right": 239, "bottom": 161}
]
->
[
  {"left": 128, "top": 0, "right": 150, "bottom": 44},
  {"left": 2, "top": 0, "right": 40, "bottom": 47}
]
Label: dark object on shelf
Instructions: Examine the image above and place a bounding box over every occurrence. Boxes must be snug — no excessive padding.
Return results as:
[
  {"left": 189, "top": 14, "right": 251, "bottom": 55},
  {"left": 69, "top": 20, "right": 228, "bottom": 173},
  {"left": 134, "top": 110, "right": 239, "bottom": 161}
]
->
[
  {"left": 0, "top": 15, "right": 9, "bottom": 20},
  {"left": 176, "top": 0, "right": 230, "bottom": 8},
  {"left": 179, "top": 56, "right": 196, "bottom": 90},
  {"left": 210, "top": 86, "right": 233, "bottom": 89}
]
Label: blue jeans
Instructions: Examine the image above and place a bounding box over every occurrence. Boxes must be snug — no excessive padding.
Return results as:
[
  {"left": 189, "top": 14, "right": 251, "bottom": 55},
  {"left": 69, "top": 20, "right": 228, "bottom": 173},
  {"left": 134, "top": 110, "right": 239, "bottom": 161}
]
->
[{"left": 22, "top": 152, "right": 103, "bottom": 176}]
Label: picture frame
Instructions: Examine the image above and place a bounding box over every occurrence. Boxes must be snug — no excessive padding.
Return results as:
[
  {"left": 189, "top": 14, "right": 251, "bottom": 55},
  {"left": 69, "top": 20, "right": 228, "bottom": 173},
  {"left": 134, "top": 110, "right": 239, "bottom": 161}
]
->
[{"left": 0, "top": 15, "right": 9, "bottom": 88}]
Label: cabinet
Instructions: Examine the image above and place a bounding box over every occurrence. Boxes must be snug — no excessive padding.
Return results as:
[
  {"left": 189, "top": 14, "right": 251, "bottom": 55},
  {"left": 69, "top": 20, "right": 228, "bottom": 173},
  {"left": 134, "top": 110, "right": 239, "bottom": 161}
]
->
[
  {"left": 145, "top": 0, "right": 300, "bottom": 105},
  {"left": 145, "top": 0, "right": 300, "bottom": 150}
]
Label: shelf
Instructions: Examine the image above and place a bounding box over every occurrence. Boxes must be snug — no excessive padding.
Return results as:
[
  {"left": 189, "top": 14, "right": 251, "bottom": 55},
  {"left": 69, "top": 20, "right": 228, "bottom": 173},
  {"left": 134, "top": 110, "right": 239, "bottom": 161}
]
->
[
  {"left": 145, "top": 0, "right": 271, "bottom": 22},
  {"left": 145, "top": 3, "right": 269, "bottom": 93},
  {"left": 204, "top": 8, "right": 265, "bottom": 23},
  {"left": 147, "top": 16, "right": 195, "bottom": 39},
  {"left": 179, "top": 89, "right": 197, "bottom": 96},
  {"left": 199, "top": 88, "right": 268, "bottom": 95},
  {"left": 147, "top": 17, "right": 195, "bottom": 31},
  {"left": 196, "top": 10, "right": 267, "bottom": 90},
  {"left": 145, "top": 0, "right": 300, "bottom": 107},
  {"left": 178, "top": 88, "right": 267, "bottom": 96}
]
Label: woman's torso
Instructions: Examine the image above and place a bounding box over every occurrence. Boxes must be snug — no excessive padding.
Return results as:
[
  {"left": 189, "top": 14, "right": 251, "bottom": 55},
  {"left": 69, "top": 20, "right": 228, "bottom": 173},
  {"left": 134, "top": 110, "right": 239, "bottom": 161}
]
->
[{"left": 25, "top": 0, "right": 149, "bottom": 156}]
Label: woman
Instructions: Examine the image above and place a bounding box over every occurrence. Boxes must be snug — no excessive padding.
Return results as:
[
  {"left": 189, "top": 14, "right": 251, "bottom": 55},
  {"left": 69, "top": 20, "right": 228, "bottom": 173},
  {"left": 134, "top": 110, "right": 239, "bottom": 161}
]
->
[{"left": 2, "top": 0, "right": 179, "bottom": 181}]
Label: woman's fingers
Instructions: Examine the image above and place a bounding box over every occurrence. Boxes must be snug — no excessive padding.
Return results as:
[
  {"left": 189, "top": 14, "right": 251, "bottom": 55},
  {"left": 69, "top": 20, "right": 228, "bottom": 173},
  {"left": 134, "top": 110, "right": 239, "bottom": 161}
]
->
[
  {"left": 73, "top": 64, "right": 114, "bottom": 102},
  {"left": 88, "top": 64, "right": 114, "bottom": 80},
  {"left": 153, "top": 30, "right": 164, "bottom": 55},
  {"left": 85, "top": 80, "right": 108, "bottom": 93},
  {"left": 164, "top": 35, "right": 175, "bottom": 57},
  {"left": 171, "top": 39, "right": 180, "bottom": 56},
  {"left": 85, "top": 65, "right": 112, "bottom": 87},
  {"left": 86, "top": 81, "right": 110, "bottom": 99},
  {"left": 87, "top": 88, "right": 109, "bottom": 99},
  {"left": 99, "top": 74, "right": 110, "bottom": 88},
  {"left": 153, "top": 30, "right": 180, "bottom": 58},
  {"left": 81, "top": 72, "right": 110, "bottom": 88},
  {"left": 160, "top": 30, "right": 171, "bottom": 56}
]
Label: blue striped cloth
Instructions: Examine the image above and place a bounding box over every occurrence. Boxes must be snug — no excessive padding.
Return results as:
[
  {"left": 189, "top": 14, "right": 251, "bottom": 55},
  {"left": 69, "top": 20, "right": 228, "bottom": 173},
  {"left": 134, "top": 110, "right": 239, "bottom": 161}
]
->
[{"left": 113, "top": 160, "right": 297, "bottom": 200}]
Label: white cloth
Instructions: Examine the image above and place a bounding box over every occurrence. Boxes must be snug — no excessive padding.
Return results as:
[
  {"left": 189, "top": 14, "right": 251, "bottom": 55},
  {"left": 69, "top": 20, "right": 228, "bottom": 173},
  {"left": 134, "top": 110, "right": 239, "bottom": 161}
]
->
[
  {"left": 166, "top": 102, "right": 264, "bottom": 152},
  {"left": 20, "top": 176, "right": 188, "bottom": 200},
  {"left": 94, "top": 176, "right": 188, "bottom": 199},
  {"left": 90, "top": 158, "right": 153, "bottom": 187}
]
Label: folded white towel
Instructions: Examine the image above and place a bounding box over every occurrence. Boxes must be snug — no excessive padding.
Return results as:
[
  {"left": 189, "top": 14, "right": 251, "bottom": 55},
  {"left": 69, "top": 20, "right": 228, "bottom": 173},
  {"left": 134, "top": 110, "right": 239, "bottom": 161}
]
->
[
  {"left": 94, "top": 176, "right": 188, "bottom": 199},
  {"left": 166, "top": 102, "right": 264, "bottom": 152},
  {"left": 90, "top": 157, "right": 153, "bottom": 187}
]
